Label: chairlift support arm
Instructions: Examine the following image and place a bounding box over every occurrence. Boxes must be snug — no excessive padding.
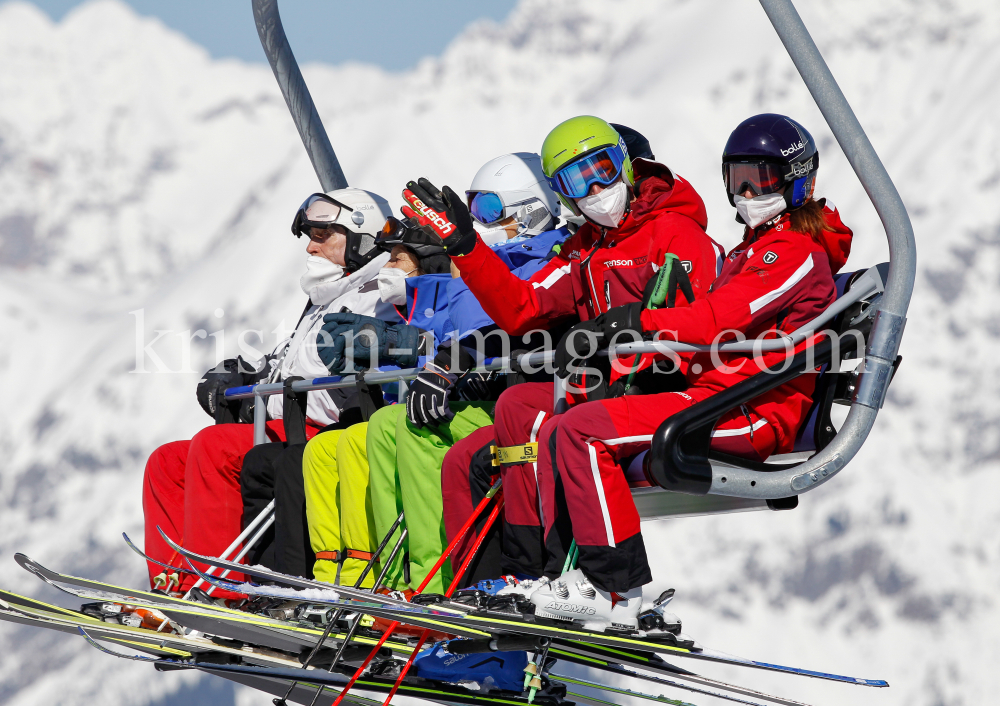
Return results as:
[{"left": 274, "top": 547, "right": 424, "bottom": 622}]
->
[{"left": 253, "top": 0, "right": 347, "bottom": 191}]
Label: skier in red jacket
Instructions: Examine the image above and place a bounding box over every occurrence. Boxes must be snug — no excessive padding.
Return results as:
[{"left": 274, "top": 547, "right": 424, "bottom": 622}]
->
[
  {"left": 510, "top": 114, "right": 854, "bottom": 631},
  {"left": 400, "top": 117, "right": 724, "bottom": 582}
]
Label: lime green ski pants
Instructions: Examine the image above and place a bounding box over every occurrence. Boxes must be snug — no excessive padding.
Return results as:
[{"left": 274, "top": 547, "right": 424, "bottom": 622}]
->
[{"left": 366, "top": 402, "right": 494, "bottom": 593}]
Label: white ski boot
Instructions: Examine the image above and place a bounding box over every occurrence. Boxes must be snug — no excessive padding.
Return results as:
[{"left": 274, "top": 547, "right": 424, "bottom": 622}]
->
[{"left": 528, "top": 569, "right": 641, "bottom": 631}]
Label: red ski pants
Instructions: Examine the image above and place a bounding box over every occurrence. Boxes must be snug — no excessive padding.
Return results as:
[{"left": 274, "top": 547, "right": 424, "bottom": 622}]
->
[
  {"left": 141, "top": 421, "right": 318, "bottom": 595},
  {"left": 491, "top": 383, "right": 777, "bottom": 592}
]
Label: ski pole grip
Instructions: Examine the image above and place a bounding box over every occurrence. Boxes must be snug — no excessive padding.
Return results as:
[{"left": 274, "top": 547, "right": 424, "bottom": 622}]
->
[{"left": 447, "top": 635, "right": 549, "bottom": 654}]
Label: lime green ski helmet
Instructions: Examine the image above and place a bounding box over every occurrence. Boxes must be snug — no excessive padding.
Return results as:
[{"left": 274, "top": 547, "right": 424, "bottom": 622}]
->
[{"left": 540, "top": 116, "right": 634, "bottom": 215}]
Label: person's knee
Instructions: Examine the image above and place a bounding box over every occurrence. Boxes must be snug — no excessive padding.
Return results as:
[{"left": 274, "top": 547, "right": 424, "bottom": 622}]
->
[{"left": 302, "top": 431, "right": 342, "bottom": 485}]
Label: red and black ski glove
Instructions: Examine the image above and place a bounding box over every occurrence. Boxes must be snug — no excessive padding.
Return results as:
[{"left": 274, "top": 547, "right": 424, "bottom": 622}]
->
[{"left": 401, "top": 178, "right": 478, "bottom": 256}]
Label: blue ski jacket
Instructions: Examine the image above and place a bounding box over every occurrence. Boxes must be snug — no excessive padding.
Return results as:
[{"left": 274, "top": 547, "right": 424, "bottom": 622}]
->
[{"left": 394, "top": 272, "right": 455, "bottom": 350}]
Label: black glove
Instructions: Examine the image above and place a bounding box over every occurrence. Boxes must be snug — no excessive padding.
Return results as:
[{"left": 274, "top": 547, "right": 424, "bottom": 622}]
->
[
  {"left": 593, "top": 302, "right": 644, "bottom": 341},
  {"left": 455, "top": 370, "right": 504, "bottom": 402},
  {"left": 196, "top": 356, "right": 267, "bottom": 423},
  {"left": 406, "top": 343, "right": 477, "bottom": 428},
  {"left": 554, "top": 320, "right": 604, "bottom": 380},
  {"left": 317, "top": 314, "right": 422, "bottom": 373},
  {"left": 401, "top": 178, "right": 478, "bottom": 257}
]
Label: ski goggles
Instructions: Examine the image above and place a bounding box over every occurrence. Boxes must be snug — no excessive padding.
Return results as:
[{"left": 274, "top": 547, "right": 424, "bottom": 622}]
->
[
  {"left": 547, "top": 141, "right": 627, "bottom": 199},
  {"left": 291, "top": 193, "right": 351, "bottom": 237},
  {"left": 467, "top": 191, "right": 506, "bottom": 225},
  {"left": 374, "top": 216, "right": 408, "bottom": 251},
  {"left": 723, "top": 161, "right": 787, "bottom": 197}
]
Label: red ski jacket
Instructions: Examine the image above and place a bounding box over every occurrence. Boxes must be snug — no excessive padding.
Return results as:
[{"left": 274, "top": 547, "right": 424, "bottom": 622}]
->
[
  {"left": 454, "top": 159, "right": 724, "bottom": 337},
  {"left": 639, "top": 199, "right": 854, "bottom": 453}
]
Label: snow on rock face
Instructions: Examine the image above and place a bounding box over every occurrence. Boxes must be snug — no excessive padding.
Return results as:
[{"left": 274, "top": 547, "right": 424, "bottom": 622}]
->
[{"left": 0, "top": 0, "right": 998, "bottom": 704}]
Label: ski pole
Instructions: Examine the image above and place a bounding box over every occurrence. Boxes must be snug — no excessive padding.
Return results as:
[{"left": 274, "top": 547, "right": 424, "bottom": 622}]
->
[
  {"left": 380, "top": 493, "right": 505, "bottom": 706},
  {"left": 204, "top": 512, "right": 275, "bottom": 596},
  {"left": 327, "top": 478, "right": 503, "bottom": 706},
  {"left": 305, "top": 527, "right": 409, "bottom": 706},
  {"left": 183, "top": 500, "right": 274, "bottom": 596},
  {"left": 274, "top": 511, "right": 406, "bottom": 706}
]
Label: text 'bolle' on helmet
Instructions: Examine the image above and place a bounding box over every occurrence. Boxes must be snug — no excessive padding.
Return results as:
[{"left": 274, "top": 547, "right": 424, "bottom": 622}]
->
[
  {"left": 291, "top": 188, "right": 392, "bottom": 273},
  {"left": 540, "top": 116, "right": 634, "bottom": 216},
  {"left": 722, "top": 113, "right": 819, "bottom": 211},
  {"left": 373, "top": 214, "right": 451, "bottom": 274},
  {"left": 465, "top": 153, "right": 561, "bottom": 237}
]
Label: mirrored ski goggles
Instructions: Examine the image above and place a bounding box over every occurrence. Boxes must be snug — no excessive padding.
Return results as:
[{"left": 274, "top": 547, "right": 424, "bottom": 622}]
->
[
  {"left": 723, "top": 161, "right": 786, "bottom": 197},
  {"left": 291, "top": 193, "right": 349, "bottom": 237},
  {"left": 547, "top": 143, "right": 626, "bottom": 199},
  {"left": 467, "top": 191, "right": 506, "bottom": 225}
]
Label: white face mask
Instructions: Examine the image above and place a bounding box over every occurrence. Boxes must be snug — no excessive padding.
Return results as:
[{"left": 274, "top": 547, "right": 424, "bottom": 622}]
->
[
  {"left": 377, "top": 266, "right": 413, "bottom": 305},
  {"left": 576, "top": 180, "right": 629, "bottom": 229},
  {"left": 474, "top": 220, "right": 510, "bottom": 247},
  {"left": 300, "top": 255, "right": 345, "bottom": 296},
  {"left": 733, "top": 192, "right": 787, "bottom": 228}
]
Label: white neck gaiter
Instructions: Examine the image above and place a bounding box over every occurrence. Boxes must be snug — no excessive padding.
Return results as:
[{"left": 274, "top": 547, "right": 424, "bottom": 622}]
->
[
  {"left": 300, "top": 255, "right": 345, "bottom": 297},
  {"left": 576, "top": 180, "right": 629, "bottom": 229},
  {"left": 733, "top": 193, "right": 787, "bottom": 228}
]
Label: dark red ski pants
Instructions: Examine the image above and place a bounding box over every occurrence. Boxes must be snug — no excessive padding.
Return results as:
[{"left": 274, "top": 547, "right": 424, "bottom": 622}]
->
[
  {"left": 490, "top": 383, "right": 777, "bottom": 593},
  {"left": 142, "top": 421, "right": 318, "bottom": 596}
]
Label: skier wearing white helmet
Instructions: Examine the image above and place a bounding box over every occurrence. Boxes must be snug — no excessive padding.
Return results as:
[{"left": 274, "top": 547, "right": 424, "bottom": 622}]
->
[
  {"left": 465, "top": 151, "right": 562, "bottom": 245},
  {"left": 140, "top": 187, "right": 396, "bottom": 600},
  {"left": 296, "top": 152, "right": 572, "bottom": 595}
]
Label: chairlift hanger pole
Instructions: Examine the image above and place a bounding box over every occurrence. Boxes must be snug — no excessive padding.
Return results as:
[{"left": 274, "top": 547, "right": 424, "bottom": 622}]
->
[{"left": 253, "top": 0, "right": 347, "bottom": 191}]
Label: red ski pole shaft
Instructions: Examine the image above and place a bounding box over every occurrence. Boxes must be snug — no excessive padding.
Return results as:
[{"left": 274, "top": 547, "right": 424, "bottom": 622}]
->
[
  {"left": 381, "top": 495, "right": 505, "bottom": 706},
  {"left": 330, "top": 479, "right": 502, "bottom": 706}
]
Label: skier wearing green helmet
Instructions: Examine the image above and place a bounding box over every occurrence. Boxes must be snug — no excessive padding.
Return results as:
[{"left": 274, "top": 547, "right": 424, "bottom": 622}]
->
[{"left": 400, "top": 117, "right": 724, "bottom": 582}]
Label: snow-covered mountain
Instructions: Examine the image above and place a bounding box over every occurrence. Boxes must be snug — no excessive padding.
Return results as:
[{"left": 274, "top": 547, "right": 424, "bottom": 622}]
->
[{"left": 0, "top": 0, "right": 997, "bottom": 704}]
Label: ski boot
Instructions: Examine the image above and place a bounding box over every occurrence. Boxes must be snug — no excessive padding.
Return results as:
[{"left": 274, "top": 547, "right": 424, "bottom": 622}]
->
[
  {"left": 413, "top": 641, "right": 528, "bottom": 693},
  {"left": 80, "top": 601, "right": 175, "bottom": 633},
  {"left": 528, "top": 569, "right": 641, "bottom": 632}
]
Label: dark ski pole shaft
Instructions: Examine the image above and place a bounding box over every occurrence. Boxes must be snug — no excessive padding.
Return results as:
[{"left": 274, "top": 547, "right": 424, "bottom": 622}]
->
[
  {"left": 273, "top": 511, "right": 405, "bottom": 706},
  {"left": 303, "top": 527, "right": 409, "bottom": 706},
  {"left": 381, "top": 494, "right": 505, "bottom": 706},
  {"left": 328, "top": 479, "right": 503, "bottom": 706}
]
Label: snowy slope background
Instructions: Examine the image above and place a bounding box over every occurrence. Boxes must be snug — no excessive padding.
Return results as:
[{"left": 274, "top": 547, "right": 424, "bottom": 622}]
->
[{"left": 0, "top": 0, "right": 997, "bottom": 704}]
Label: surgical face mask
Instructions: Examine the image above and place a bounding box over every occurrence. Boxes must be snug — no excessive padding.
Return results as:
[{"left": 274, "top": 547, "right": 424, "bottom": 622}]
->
[
  {"left": 575, "top": 180, "right": 629, "bottom": 229},
  {"left": 300, "top": 255, "right": 345, "bottom": 296},
  {"left": 474, "top": 220, "right": 511, "bottom": 247},
  {"left": 733, "top": 192, "right": 787, "bottom": 228},
  {"left": 377, "top": 266, "right": 414, "bottom": 305}
]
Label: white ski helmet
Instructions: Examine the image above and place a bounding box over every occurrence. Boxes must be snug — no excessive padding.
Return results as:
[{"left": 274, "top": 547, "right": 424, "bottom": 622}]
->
[
  {"left": 291, "top": 187, "right": 393, "bottom": 272},
  {"left": 466, "top": 152, "right": 561, "bottom": 237}
]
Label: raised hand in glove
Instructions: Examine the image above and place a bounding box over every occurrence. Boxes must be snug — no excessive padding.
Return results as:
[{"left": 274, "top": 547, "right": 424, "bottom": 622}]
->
[
  {"left": 317, "top": 314, "right": 422, "bottom": 373},
  {"left": 407, "top": 343, "right": 476, "bottom": 428},
  {"left": 401, "top": 178, "right": 478, "bottom": 257}
]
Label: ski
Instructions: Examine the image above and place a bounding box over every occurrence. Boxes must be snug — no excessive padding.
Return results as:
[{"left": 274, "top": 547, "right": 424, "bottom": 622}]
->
[
  {"left": 0, "top": 594, "right": 298, "bottom": 667},
  {"left": 13, "top": 555, "right": 418, "bottom": 657},
  {"left": 154, "top": 539, "right": 887, "bottom": 687},
  {"left": 160, "top": 660, "right": 576, "bottom": 706},
  {"left": 547, "top": 644, "right": 813, "bottom": 706},
  {"left": 156, "top": 529, "right": 470, "bottom": 621}
]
